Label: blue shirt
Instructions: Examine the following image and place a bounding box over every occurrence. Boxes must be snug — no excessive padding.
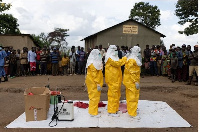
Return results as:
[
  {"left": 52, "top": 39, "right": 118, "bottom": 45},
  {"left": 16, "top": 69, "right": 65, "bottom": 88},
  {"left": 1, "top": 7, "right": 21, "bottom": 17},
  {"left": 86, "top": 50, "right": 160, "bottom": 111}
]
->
[
  {"left": 51, "top": 52, "right": 59, "bottom": 64},
  {"left": 79, "top": 51, "right": 85, "bottom": 62},
  {"left": 76, "top": 50, "right": 81, "bottom": 62},
  {"left": 0, "top": 50, "right": 7, "bottom": 66}
]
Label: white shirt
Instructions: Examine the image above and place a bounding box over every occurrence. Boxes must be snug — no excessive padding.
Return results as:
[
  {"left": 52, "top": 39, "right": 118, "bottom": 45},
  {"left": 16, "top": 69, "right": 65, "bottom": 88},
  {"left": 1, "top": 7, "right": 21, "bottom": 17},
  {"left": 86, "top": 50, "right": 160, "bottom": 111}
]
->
[
  {"left": 69, "top": 52, "right": 76, "bottom": 63},
  {"left": 28, "top": 50, "right": 36, "bottom": 62}
]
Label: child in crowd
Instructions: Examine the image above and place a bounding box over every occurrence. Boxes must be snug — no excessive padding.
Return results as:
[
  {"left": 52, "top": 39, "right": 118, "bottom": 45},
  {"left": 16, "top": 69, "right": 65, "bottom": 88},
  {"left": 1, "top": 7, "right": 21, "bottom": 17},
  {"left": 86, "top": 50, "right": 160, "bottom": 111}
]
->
[{"left": 61, "top": 53, "right": 69, "bottom": 76}]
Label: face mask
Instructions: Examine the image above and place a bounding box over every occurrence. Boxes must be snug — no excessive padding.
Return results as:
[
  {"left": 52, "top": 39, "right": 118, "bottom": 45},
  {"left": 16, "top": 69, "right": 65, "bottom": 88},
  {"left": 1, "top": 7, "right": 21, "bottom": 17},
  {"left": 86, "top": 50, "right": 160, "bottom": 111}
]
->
[{"left": 98, "top": 54, "right": 102, "bottom": 59}]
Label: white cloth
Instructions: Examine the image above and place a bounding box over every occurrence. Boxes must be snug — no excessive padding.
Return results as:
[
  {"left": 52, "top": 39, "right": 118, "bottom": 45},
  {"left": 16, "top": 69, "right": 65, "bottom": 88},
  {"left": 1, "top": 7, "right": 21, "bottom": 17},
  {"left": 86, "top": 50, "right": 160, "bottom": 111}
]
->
[
  {"left": 28, "top": 50, "right": 36, "bottom": 62},
  {"left": 105, "top": 45, "right": 119, "bottom": 63},
  {"left": 86, "top": 49, "right": 103, "bottom": 70},
  {"left": 6, "top": 100, "right": 191, "bottom": 128},
  {"left": 127, "top": 46, "right": 142, "bottom": 66}
]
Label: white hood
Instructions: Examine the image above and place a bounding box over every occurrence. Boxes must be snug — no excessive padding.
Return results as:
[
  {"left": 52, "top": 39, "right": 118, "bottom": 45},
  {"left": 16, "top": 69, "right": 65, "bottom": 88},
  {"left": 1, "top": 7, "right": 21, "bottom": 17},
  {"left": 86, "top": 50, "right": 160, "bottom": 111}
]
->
[
  {"left": 105, "top": 45, "right": 119, "bottom": 63},
  {"left": 127, "top": 46, "right": 142, "bottom": 66},
  {"left": 86, "top": 49, "right": 103, "bottom": 70}
]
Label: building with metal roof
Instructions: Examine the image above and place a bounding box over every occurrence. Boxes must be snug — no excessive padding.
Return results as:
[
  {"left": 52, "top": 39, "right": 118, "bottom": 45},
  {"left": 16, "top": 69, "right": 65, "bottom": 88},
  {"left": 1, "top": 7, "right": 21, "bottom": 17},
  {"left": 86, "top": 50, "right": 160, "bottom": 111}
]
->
[{"left": 81, "top": 19, "right": 166, "bottom": 52}]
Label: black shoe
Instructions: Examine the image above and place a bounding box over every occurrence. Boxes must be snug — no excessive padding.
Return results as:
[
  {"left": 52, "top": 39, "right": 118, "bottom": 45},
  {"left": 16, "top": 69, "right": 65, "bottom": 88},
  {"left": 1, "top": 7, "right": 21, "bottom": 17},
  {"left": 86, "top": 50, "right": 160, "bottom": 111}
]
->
[
  {"left": 186, "top": 81, "right": 191, "bottom": 85},
  {"left": 4, "top": 76, "right": 8, "bottom": 81}
]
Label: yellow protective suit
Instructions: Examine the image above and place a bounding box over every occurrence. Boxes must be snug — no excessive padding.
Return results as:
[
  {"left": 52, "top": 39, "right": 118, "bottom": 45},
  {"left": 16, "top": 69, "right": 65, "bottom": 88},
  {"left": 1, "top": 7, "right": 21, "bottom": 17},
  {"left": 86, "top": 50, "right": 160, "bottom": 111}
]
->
[
  {"left": 105, "top": 57, "right": 127, "bottom": 114},
  {"left": 123, "top": 59, "right": 140, "bottom": 117},
  {"left": 85, "top": 64, "right": 103, "bottom": 115}
]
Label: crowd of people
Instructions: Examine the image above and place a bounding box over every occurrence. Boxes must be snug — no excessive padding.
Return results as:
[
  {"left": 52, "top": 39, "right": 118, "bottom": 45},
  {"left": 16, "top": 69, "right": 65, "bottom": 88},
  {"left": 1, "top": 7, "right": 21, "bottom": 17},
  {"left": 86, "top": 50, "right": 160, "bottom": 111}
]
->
[
  {"left": 143, "top": 44, "right": 198, "bottom": 86},
  {"left": 0, "top": 43, "right": 198, "bottom": 86}
]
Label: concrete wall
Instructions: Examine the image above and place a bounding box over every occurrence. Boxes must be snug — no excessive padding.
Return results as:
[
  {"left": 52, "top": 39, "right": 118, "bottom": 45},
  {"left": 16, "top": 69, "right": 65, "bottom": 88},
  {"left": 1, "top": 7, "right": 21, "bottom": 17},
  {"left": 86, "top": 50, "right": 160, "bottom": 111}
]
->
[
  {"left": 85, "top": 35, "right": 97, "bottom": 51},
  {"left": 0, "top": 35, "right": 36, "bottom": 50},
  {"left": 96, "top": 21, "right": 161, "bottom": 54},
  {"left": 85, "top": 20, "right": 162, "bottom": 55}
]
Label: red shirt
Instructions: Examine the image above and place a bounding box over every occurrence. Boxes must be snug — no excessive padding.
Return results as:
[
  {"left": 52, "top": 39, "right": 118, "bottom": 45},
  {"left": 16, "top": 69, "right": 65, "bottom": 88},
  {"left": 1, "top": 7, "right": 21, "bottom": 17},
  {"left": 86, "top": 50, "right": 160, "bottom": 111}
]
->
[{"left": 36, "top": 51, "right": 42, "bottom": 61}]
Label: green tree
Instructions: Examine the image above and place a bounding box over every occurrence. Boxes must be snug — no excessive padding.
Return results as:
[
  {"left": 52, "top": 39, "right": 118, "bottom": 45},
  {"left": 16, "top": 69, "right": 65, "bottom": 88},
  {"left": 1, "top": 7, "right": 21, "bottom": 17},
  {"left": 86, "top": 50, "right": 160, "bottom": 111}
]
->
[
  {"left": 175, "top": 0, "right": 198, "bottom": 36},
  {"left": 129, "top": 2, "right": 161, "bottom": 29},
  {"left": 47, "top": 28, "right": 69, "bottom": 51},
  {"left": 31, "top": 34, "right": 44, "bottom": 48},
  {"left": 39, "top": 32, "right": 50, "bottom": 47},
  {"left": 0, "top": 0, "right": 20, "bottom": 34},
  {"left": 31, "top": 33, "right": 50, "bottom": 48}
]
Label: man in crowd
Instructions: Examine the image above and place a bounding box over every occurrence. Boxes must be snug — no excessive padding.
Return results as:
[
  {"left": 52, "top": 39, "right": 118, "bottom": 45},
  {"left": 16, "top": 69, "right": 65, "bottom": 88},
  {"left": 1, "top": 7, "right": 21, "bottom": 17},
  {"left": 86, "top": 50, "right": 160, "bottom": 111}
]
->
[
  {"left": 75, "top": 46, "right": 81, "bottom": 74},
  {"left": 186, "top": 45, "right": 198, "bottom": 85},
  {"left": 78, "top": 47, "right": 86, "bottom": 75},
  {"left": 177, "top": 46, "right": 183, "bottom": 82},
  {"left": 9, "top": 50, "right": 17, "bottom": 79},
  {"left": 28, "top": 47, "right": 37, "bottom": 76},
  {"left": 0, "top": 46, "right": 7, "bottom": 83},
  {"left": 181, "top": 44, "right": 188, "bottom": 82},
  {"left": 40, "top": 48, "right": 48, "bottom": 75},
  {"left": 156, "top": 45, "right": 162, "bottom": 76},
  {"left": 150, "top": 45, "right": 158, "bottom": 76},
  {"left": 69, "top": 47, "right": 76, "bottom": 75},
  {"left": 51, "top": 47, "right": 59, "bottom": 76},
  {"left": 20, "top": 47, "right": 28, "bottom": 76},
  {"left": 36, "top": 47, "right": 42, "bottom": 75},
  {"left": 143, "top": 45, "right": 151, "bottom": 76},
  {"left": 170, "top": 47, "right": 178, "bottom": 83}
]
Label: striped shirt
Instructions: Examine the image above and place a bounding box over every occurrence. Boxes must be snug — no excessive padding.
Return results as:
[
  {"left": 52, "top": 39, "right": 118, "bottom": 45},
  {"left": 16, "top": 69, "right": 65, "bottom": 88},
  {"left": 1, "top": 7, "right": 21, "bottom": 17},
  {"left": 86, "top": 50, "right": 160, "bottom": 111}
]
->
[{"left": 51, "top": 52, "right": 59, "bottom": 64}]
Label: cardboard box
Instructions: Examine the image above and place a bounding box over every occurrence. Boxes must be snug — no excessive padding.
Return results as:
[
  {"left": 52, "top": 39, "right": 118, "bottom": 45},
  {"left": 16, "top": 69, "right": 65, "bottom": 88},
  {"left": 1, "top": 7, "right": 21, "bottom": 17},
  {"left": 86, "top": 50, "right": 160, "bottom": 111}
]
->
[{"left": 24, "top": 87, "right": 50, "bottom": 122}]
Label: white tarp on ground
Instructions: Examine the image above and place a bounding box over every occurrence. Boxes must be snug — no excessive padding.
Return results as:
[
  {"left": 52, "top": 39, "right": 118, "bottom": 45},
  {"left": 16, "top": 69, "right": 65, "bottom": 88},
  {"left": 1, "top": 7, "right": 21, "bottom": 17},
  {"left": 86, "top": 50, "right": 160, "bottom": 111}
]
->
[{"left": 6, "top": 100, "right": 191, "bottom": 128}]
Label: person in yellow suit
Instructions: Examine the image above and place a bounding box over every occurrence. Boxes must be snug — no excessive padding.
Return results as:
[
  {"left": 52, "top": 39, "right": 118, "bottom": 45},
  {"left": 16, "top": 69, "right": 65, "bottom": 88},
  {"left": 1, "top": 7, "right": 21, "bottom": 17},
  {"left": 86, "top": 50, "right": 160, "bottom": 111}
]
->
[
  {"left": 85, "top": 49, "right": 103, "bottom": 117},
  {"left": 105, "top": 45, "right": 127, "bottom": 117},
  {"left": 123, "top": 46, "right": 142, "bottom": 117}
]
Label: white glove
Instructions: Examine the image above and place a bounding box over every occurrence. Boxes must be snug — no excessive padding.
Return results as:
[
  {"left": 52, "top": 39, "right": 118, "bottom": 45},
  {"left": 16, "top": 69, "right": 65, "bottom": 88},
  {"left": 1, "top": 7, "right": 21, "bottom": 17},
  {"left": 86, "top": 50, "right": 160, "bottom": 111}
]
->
[
  {"left": 135, "top": 82, "right": 140, "bottom": 90},
  {"left": 126, "top": 53, "right": 130, "bottom": 57},
  {"left": 97, "top": 84, "right": 102, "bottom": 91}
]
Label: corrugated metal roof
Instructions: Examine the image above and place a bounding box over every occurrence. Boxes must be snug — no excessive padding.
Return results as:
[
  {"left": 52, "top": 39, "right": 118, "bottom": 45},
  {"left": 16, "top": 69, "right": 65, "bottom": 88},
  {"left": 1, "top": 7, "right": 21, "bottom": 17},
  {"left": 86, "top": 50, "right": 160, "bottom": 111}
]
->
[{"left": 81, "top": 19, "right": 166, "bottom": 41}]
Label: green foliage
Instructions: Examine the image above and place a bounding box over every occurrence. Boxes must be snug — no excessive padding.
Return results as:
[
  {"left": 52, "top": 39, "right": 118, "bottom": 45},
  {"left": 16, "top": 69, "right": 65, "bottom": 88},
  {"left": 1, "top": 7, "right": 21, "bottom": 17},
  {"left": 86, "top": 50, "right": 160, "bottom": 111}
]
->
[
  {"left": 175, "top": 0, "right": 198, "bottom": 36},
  {"left": 39, "top": 32, "right": 50, "bottom": 47},
  {"left": 0, "top": 0, "right": 20, "bottom": 34},
  {"left": 31, "top": 34, "right": 44, "bottom": 48},
  {"left": 47, "top": 28, "right": 69, "bottom": 45},
  {"left": 47, "top": 28, "right": 69, "bottom": 50},
  {"left": 31, "top": 33, "right": 50, "bottom": 48},
  {"left": 0, "top": 0, "right": 11, "bottom": 12},
  {"left": 129, "top": 2, "right": 161, "bottom": 29},
  {"left": 0, "top": 14, "right": 20, "bottom": 34}
]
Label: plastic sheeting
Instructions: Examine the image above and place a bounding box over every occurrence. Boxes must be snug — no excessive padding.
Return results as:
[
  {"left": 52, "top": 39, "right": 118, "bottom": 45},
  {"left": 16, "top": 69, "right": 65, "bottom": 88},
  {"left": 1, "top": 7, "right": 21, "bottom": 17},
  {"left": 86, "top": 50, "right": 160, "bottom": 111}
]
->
[{"left": 6, "top": 100, "right": 191, "bottom": 128}]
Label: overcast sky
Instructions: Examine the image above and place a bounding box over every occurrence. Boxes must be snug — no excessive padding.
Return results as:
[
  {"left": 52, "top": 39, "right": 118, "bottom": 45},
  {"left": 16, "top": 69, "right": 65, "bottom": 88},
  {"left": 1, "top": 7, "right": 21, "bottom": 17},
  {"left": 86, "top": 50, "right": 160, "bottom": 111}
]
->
[{"left": 5, "top": 0, "right": 198, "bottom": 50}]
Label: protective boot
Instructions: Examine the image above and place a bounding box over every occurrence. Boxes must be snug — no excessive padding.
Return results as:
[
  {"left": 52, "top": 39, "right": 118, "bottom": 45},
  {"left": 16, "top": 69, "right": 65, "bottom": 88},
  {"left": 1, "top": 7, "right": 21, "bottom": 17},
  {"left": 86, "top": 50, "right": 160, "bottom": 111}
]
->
[
  {"left": 0, "top": 78, "right": 1, "bottom": 83},
  {"left": 186, "top": 76, "right": 192, "bottom": 85}
]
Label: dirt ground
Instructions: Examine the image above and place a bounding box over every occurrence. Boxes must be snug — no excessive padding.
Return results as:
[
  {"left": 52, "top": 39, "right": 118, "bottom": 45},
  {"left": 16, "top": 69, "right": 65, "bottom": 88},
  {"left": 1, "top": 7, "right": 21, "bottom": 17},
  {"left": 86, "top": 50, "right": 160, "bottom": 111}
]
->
[{"left": 0, "top": 75, "right": 198, "bottom": 132}]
